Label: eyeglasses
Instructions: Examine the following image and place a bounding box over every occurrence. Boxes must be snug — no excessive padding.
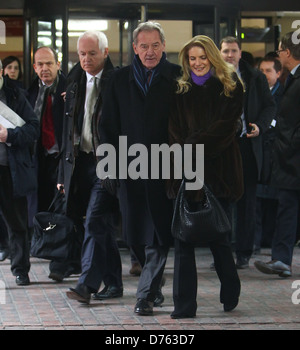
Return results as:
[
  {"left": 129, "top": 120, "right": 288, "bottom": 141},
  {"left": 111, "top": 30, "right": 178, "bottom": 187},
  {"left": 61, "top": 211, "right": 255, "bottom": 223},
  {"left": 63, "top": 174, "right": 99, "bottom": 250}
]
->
[{"left": 276, "top": 49, "right": 286, "bottom": 55}]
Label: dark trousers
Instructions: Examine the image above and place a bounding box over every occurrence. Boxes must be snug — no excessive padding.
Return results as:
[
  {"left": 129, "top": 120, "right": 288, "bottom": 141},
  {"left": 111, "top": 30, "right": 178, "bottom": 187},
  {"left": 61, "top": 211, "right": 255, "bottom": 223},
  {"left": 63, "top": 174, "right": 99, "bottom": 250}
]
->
[
  {"left": 26, "top": 152, "right": 60, "bottom": 229},
  {"left": 38, "top": 152, "right": 60, "bottom": 212},
  {"left": 0, "top": 166, "right": 30, "bottom": 275},
  {"left": 272, "top": 189, "right": 300, "bottom": 266},
  {"left": 235, "top": 137, "right": 258, "bottom": 259},
  {"left": 50, "top": 151, "right": 96, "bottom": 275},
  {"left": 255, "top": 197, "right": 278, "bottom": 249},
  {"left": 131, "top": 244, "right": 169, "bottom": 302},
  {"left": 0, "top": 211, "right": 8, "bottom": 249},
  {"left": 172, "top": 200, "right": 240, "bottom": 316},
  {"left": 78, "top": 180, "right": 122, "bottom": 292}
]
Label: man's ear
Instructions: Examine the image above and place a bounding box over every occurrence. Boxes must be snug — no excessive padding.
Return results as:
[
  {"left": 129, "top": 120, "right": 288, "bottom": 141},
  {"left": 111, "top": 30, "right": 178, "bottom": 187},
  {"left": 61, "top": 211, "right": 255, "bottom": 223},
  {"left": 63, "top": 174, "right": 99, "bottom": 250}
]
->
[{"left": 132, "top": 42, "right": 138, "bottom": 55}]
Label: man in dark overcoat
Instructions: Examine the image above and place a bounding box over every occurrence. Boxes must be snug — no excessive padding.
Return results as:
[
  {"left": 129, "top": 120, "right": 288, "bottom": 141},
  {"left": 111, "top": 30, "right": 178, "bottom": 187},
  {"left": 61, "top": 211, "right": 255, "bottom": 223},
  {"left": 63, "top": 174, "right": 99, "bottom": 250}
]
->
[
  {"left": 99, "top": 21, "right": 181, "bottom": 315},
  {"left": 255, "top": 56, "right": 284, "bottom": 251},
  {"left": 0, "top": 60, "right": 39, "bottom": 285},
  {"left": 220, "top": 37, "right": 276, "bottom": 269},
  {"left": 27, "top": 47, "right": 67, "bottom": 280},
  {"left": 27, "top": 47, "right": 66, "bottom": 213},
  {"left": 60, "top": 31, "right": 123, "bottom": 304},
  {"left": 254, "top": 31, "right": 300, "bottom": 277}
]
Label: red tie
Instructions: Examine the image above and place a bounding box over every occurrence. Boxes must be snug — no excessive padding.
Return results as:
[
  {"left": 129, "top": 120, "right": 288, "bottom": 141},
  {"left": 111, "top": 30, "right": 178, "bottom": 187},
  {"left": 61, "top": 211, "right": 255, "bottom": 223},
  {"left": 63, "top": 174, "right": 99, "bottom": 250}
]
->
[{"left": 42, "top": 94, "right": 55, "bottom": 150}]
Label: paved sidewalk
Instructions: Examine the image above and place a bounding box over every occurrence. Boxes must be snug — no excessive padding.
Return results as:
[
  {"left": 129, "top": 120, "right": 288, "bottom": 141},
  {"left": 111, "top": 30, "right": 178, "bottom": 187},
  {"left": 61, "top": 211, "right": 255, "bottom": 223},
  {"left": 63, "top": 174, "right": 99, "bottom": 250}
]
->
[{"left": 1, "top": 246, "right": 300, "bottom": 331}]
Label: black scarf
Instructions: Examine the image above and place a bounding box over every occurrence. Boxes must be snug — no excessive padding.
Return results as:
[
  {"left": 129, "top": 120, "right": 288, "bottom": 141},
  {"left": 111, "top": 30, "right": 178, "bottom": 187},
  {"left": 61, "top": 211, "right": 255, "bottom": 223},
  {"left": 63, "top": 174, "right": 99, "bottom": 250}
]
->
[{"left": 132, "top": 52, "right": 167, "bottom": 95}]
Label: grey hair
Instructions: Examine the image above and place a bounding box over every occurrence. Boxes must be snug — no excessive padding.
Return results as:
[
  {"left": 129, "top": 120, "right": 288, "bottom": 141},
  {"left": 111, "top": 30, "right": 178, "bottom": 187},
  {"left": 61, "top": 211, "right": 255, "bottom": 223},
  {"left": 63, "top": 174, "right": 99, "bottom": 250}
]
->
[
  {"left": 0, "top": 59, "right": 2, "bottom": 70},
  {"left": 281, "top": 31, "right": 300, "bottom": 60},
  {"left": 133, "top": 21, "right": 165, "bottom": 45},
  {"left": 77, "top": 30, "right": 108, "bottom": 53}
]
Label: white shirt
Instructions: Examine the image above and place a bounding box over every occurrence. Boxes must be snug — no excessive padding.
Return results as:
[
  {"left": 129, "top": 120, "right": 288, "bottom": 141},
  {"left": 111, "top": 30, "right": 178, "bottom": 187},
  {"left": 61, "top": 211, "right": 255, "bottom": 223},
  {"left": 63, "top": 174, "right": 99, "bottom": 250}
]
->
[
  {"left": 290, "top": 63, "right": 300, "bottom": 76},
  {"left": 84, "top": 70, "right": 103, "bottom": 115}
]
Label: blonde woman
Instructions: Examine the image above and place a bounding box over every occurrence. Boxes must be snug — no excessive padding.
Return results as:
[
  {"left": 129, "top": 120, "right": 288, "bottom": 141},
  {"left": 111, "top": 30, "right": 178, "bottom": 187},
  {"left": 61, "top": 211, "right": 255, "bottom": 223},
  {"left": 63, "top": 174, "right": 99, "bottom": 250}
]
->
[{"left": 168, "top": 35, "right": 244, "bottom": 318}]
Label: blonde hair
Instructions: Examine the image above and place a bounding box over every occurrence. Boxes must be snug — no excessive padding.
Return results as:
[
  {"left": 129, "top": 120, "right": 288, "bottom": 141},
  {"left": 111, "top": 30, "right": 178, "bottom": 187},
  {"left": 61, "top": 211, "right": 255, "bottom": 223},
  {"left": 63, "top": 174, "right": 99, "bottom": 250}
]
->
[{"left": 177, "top": 35, "right": 239, "bottom": 96}]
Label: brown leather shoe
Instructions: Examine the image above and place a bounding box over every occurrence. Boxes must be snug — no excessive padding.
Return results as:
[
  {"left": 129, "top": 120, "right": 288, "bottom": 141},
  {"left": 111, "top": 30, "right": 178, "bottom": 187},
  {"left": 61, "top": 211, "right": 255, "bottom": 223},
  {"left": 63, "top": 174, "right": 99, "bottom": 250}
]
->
[{"left": 129, "top": 262, "right": 142, "bottom": 276}]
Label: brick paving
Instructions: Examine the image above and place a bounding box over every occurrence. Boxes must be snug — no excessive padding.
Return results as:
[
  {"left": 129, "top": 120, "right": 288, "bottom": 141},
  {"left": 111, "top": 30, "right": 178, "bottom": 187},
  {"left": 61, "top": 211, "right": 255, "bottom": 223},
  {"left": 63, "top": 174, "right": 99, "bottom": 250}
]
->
[{"left": 1, "top": 246, "right": 300, "bottom": 331}]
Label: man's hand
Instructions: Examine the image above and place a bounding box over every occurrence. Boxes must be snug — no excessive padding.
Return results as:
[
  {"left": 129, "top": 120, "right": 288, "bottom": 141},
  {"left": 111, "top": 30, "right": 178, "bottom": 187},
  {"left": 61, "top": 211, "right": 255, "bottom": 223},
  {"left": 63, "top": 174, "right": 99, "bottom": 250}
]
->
[
  {"left": 246, "top": 123, "right": 260, "bottom": 138},
  {"left": 0, "top": 124, "right": 8, "bottom": 143},
  {"left": 57, "top": 184, "right": 65, "bottom": 193}
]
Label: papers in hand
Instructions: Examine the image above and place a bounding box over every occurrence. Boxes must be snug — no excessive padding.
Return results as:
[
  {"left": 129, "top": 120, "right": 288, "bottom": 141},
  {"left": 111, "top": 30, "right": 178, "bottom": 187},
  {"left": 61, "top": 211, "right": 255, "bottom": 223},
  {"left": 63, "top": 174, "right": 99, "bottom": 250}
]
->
[{"left": 0, "top": 101, "right": 25, "bottom": 129}]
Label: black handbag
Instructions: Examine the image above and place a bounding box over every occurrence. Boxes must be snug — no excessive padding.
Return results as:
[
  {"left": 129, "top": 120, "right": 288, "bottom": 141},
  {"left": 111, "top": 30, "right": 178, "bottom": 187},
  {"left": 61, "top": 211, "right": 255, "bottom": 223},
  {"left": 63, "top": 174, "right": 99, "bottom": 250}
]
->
[
  {"left": 171, "top": 179, "right": 231, "bottom": 244},
  {"left": 30, "top": 190, "right": 76, "bottom": 261}
]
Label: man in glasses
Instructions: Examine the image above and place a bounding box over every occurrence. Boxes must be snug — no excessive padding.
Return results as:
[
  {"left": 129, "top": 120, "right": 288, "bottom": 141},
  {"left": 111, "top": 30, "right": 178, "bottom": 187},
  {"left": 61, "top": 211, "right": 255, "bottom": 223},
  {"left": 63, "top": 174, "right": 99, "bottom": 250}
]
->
[{"left": 254, "top": 31, "right": 300, "bottom": 278}]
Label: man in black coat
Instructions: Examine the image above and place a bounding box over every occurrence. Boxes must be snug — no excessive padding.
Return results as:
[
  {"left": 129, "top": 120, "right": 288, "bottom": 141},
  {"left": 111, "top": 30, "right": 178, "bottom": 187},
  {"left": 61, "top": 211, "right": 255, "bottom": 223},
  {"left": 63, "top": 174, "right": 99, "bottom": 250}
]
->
[
  {"left": 220, "top": 37, "right": 276, "bottom": 269},
  {"left": 27, "top": 47, "right": 68, "bottom": 280},
  {"left": 0, "top": 61, "right": 39, "bottom": 285},
  {"left": 99, "top": 22, "right": 181, "bottom": 315},
  {"left": 27, "top": 47, "right": 66, "bottom": 212},
  {"left": 254, "top": 32, "right": 300, "bottom": 277},
  {"left": 61, "top": 31, "right": 122, "bottom": 304},
  {"left": 254, "top": 56, "right": 284, "bottom": 252}
]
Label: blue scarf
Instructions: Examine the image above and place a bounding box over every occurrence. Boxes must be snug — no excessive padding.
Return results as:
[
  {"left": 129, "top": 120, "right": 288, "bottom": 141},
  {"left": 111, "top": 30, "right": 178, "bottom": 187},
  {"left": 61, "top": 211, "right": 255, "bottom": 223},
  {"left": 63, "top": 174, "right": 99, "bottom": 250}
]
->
[{"left": 132, "top": 52, "right": 167, "bottom": 95}]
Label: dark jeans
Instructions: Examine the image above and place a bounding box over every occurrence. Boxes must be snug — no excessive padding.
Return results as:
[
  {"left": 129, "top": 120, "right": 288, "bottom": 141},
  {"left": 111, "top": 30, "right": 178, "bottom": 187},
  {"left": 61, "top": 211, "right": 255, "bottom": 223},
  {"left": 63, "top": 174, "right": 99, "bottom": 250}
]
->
[{"left": 0, "top": 165, "right": 30, "bottom": 276}]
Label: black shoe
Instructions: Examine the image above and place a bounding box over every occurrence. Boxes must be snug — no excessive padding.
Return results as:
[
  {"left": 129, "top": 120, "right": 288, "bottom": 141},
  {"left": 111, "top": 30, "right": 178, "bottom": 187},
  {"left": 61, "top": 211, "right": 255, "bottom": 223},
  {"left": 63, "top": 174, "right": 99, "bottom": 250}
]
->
[
  {"left": 134, "top": 298, "right": 153, "bottom": 316},
  {"left": 223, "top": 299, "right": 239, "bottom": 312},
  {"left": 254, "top": 260, "right": 291, "bottom": 277},
  {"left": 16, "top": 274, "right": 30, "bottom": 286},
  {"left": 66, "top": 284, "right": 91, "bottom": 304},
  {"left": 92, "top": 285, "right": 123, "bottom": 300},
  {"left": 48, "top": 272, "right": 64, "bottom": 282},
  {"left": 170, "top": 312, "right": 195, "bottom": 319},
  {"left": 236, "top": 256, "right": 249, "bottom": 269},
  {"left": 0, "top": 249, "right": 9, "bottom": 262}
]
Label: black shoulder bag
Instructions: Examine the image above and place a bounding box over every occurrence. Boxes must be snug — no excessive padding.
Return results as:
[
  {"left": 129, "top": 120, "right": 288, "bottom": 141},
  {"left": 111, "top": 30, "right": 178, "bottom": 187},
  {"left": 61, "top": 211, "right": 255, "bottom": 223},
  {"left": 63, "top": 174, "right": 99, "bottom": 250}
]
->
[{"left": 171, "top": 179, "right": 231, "bottom": 244}]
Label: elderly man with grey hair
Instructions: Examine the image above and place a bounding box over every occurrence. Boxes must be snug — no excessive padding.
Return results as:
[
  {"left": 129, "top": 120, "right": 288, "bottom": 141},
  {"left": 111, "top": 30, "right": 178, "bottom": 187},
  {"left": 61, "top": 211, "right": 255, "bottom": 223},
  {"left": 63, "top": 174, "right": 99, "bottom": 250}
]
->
[
  {"left": 99, "top": 22, "right": 181, "bottom": 315},
  {"left": 0, "top": 59, "right": 39, "bottom": 285},
  {"left": 58, "top": 31, "right": 123, "bottom": 304}
]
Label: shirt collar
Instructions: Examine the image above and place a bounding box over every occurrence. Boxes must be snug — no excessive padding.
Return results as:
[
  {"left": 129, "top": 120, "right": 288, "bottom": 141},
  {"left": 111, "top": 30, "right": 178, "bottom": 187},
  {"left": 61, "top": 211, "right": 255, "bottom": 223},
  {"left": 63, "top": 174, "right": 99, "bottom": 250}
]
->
[
  {"left": 86, "top": 70, "right": 103, "bottom": 83},
  {"left": 290, "top": 63, "right": 300, "bottom": 76}
]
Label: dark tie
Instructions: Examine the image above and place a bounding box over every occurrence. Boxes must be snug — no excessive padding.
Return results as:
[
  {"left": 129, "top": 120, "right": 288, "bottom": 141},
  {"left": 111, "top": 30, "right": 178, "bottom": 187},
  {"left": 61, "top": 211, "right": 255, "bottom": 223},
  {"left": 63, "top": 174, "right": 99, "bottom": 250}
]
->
[
  {"left": 285, "top": 73, "right": 293, "bottom": 89},
  {"left": 146, "top": 70, "right": 153, "bottom": 91},
  {"left": 42, "top": 94, "right": 55, "bottom": 150}
]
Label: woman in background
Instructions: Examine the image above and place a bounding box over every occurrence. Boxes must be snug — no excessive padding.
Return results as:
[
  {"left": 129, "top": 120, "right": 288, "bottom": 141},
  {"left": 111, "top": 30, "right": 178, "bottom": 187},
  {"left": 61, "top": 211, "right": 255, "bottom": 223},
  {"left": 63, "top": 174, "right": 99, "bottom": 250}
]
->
[
  {"left": 168, "top": 35, "right": 244, "bottom": 318},
  {"left": 2, "top": 55, "right": 23, "bottom": 87}
]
